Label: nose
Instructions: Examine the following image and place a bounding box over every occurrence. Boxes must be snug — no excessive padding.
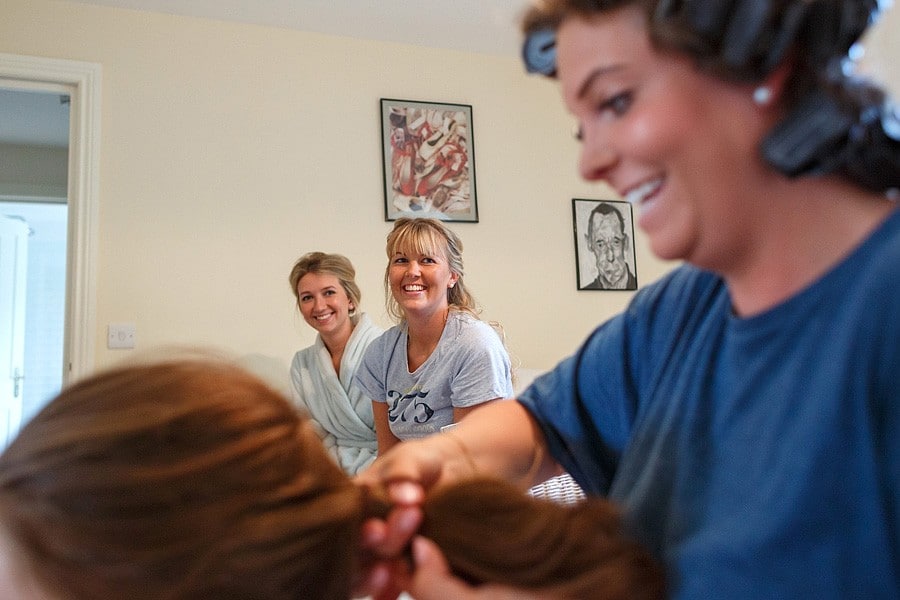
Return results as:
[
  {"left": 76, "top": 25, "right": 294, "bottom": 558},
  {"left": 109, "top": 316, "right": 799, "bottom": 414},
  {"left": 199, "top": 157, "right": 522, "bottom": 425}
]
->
[
  {"left": 312, "top": 295, "right": 326, "bottom": 310},
  {"left": 578, "top": 124, "right": 617, "bottom": 182},
  {"left": 604, "top": 246, "right": 616, "bottom": 261},
  {"left": 405, "top": 260, "right": 421, "bottom": 277}
]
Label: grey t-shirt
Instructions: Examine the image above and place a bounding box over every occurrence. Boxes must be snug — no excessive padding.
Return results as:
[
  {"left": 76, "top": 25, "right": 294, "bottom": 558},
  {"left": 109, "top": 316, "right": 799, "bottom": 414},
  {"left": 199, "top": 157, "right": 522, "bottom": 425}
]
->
[{"left": 355, "top": 311, "right": 513, "bottom": 440}]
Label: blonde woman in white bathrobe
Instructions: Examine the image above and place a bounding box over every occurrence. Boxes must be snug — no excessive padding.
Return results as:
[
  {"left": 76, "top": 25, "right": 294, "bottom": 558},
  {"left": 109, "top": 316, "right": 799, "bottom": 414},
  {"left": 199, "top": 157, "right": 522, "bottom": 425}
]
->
[{"left": 288, "top": 252, "right": 384, "bottom": 475}]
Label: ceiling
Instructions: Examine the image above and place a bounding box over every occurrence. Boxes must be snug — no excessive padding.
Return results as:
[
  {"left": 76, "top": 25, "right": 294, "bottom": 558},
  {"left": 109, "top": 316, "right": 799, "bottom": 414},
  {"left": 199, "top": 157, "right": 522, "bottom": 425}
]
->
[
  {"left": 65, "top": 0, "right": 533, "bottom": 56},
  {"left": 1, "top": 0, "right": 533, "bottom": 148}
]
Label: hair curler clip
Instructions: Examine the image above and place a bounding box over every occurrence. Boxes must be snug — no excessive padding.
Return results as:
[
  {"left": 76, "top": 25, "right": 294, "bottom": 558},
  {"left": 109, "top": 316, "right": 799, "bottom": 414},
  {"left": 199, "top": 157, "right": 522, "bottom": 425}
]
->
[{"left": 522, "top": 26, "right": 557, "bottom": 77}]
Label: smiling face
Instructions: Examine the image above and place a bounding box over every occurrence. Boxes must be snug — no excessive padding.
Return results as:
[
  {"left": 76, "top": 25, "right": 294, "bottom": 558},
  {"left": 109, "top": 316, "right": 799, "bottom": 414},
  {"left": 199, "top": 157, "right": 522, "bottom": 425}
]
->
[
  {"left": 557, "top": 6, "right": 770, "bottom": 269},
  {"left": 388, "top": 244, "right": 459, "bottom": 320},
  {"left": 296, "top": 272, "right": 354, "bottom": 342}
]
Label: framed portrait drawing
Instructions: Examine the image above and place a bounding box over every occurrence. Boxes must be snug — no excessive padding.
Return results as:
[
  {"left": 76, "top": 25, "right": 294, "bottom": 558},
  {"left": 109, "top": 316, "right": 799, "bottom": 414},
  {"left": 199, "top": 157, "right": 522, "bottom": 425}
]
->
[
  {"left": 572, "top": 198, "right": 638, "bottom": 291},
  {"left": 380, "top": 98, "right": 478, "bottom": 222}
]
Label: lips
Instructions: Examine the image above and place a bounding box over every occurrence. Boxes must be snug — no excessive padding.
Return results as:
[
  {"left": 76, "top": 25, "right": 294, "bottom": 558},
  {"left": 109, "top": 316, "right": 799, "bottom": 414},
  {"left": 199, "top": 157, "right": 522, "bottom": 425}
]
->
[
  {"left": 403, "top": 284, "right": 426, "bottom": 292},
  {"left": 622, "top": 178, "right": 664, "bottom": 220},
  {"left": 623, "top": 178, "right": 662, "bottom": 206}
]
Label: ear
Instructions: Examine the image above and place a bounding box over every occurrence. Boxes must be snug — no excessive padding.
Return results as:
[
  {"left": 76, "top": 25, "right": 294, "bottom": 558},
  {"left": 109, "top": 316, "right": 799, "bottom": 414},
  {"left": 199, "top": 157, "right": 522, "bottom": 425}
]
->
[
  {"left": 753, "top": 60, "right": 792, "bottom": 110},
  {"left": 448, "top": 272, "right": 459, "bottom": 288}
]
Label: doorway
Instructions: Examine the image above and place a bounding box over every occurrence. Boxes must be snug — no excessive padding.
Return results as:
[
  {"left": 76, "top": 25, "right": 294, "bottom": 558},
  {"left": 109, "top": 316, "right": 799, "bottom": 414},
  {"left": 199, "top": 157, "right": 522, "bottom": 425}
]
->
[
  {"left": 0, "top": 53, "right": 100, "bottom": 446},
  {"left": 0, "top": 88, "right": 70, "bottom": 444},
  {"left": 0, "top": 201, "right": 68, "bottom": 441}
]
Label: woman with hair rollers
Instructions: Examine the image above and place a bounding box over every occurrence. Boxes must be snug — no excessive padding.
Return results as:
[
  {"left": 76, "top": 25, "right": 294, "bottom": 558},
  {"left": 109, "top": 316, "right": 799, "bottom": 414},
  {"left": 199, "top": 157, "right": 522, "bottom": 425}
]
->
[{"left": 358, "top": 1, "right": 900, "bottom": 598}]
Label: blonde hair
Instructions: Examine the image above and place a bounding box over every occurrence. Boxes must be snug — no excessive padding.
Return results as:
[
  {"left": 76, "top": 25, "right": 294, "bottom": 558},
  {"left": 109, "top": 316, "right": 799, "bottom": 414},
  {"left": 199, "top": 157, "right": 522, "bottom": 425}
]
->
[
  {"left": 383, "top": 218, "right": 479, "bottom": 322},
  {"left": 0, "top": 360, "right": 664, "bottom": 599},
  {"left": 289, "top": 251, "right": 362, "bottom": 322}
]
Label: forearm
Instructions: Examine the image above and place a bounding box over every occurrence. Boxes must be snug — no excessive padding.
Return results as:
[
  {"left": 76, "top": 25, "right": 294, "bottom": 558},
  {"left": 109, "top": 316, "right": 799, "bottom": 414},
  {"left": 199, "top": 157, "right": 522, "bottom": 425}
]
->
[
  {"left": 372, "top": 401, "right": 400, "bottom": 455},
  {"left": 436, "top": 399, "right": 558, "bottom": 489}
]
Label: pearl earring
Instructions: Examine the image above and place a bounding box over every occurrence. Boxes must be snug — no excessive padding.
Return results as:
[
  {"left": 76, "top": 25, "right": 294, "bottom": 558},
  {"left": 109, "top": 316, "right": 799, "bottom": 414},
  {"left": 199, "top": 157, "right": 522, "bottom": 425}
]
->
[{"left": 753, "top": 86, "right": 772, "bottom": 106}]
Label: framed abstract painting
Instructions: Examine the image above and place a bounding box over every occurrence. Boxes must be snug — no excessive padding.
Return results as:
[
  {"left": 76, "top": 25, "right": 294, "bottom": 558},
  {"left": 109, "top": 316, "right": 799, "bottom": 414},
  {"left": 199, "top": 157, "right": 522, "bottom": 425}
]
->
[{"left": 380, "top": 98, "right": 478, "bottom": 222}]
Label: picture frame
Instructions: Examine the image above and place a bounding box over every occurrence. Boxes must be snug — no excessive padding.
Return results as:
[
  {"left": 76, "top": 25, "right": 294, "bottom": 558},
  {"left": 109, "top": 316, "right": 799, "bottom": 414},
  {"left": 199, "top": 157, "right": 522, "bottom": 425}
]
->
[
  {"left": 572, "top": 198, "right": 638, "bottom": 291},
  {"left": 380, "top": 98, "right": 478, "bottom": 222}
]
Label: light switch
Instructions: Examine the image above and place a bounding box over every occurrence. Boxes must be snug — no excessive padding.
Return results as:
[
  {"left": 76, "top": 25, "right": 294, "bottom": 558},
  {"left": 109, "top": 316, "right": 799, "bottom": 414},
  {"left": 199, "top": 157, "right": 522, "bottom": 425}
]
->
[{"left": 107, "top": 323, "right": 136, "bottom": 349}]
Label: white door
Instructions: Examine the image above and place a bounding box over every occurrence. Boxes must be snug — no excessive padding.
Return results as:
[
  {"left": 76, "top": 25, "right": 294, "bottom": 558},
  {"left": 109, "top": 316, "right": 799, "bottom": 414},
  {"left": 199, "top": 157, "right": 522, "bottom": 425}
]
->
[{"left": 0, "top": 215, "right": 28, "bottom": 448}]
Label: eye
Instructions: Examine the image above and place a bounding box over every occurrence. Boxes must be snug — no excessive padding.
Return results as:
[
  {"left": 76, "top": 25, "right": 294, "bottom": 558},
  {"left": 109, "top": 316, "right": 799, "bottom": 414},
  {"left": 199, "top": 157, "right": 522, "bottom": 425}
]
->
[
  {"left": 392, "top": 256, "right": 408, "bottom": 264},
  {"left": 599, "top": 91, "right": 633, "bottom": 116},
  {"left": 300, "top": 294, "right": 312, "bottom": 302},
  {"left": 421, "top": 256, "right": 437, "bottom": 264},
  {"left": 324, "top": 289, "right": 336, "bottom": 296}
]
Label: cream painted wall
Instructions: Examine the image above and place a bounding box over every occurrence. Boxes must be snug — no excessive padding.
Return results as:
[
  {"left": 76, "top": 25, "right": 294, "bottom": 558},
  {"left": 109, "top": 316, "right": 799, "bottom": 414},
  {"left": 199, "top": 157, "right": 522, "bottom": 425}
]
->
[
  {"left": 860, "top": 3, "right": 900, "bottom": 99},
  {"left": 1, "top": 0, "right": 897, "bottom": 392}
]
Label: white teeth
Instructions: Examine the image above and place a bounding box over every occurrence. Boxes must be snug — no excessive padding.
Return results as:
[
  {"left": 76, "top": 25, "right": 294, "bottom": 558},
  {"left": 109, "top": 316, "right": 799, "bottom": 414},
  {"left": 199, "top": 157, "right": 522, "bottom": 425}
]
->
[
  {"left": 404, "top": 285, "right": 425, "bottom": 291},
  {"left": 624, "top": 179, "right": 661, "bottom": 205}
]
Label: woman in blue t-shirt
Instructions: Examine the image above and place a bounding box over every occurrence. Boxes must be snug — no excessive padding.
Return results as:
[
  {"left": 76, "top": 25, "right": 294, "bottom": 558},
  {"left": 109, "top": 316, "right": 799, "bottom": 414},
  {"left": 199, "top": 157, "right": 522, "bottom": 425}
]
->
[{"left": 356, "top": 1, "right": 900, "bottom": 599}]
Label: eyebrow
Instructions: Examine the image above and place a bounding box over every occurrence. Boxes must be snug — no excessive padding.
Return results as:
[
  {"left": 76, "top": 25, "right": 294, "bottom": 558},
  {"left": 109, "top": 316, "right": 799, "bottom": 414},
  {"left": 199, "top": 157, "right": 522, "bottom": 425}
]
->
[
  {"left": 576, "top": 64, "right": 626, "bottom": 100},
  {"left": 300, "top": 285, "right": 337, "bottom": 295}
]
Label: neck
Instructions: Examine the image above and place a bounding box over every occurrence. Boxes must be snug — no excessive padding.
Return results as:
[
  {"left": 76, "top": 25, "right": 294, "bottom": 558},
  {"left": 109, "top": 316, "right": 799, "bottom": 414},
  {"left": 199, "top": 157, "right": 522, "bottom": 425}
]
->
[
  {"left": 320, "top": 322, "right": 354, "bottom": 371},
  {"left": 408, "top": 306, "right": 449, "bottom": 340},
  {"left": 722, "top": 179, "right": 894, "bottom": 316},
  {"left": 405, "top": 307, "right": 450, "bottom": 371}
]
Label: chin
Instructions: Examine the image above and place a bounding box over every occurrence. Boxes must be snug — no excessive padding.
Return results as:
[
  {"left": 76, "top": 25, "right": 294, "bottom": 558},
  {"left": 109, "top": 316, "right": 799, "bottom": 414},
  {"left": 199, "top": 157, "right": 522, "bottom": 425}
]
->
[{"left": 648, "top": 235, "right": 691, "bottom": 263}]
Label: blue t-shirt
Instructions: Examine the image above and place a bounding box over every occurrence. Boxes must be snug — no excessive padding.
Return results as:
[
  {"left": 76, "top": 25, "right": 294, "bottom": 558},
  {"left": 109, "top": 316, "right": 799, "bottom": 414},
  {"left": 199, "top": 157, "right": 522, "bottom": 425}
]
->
[
  {"left": 356, "top": 311, "right": 513, "bottom": 440},
  {"left": 519, "top": 208, "right": 900, "bottom": 599}
]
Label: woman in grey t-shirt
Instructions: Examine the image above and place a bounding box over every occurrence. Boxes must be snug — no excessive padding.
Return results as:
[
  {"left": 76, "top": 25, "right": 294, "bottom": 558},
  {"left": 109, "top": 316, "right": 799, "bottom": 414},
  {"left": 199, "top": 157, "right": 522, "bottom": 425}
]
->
[{"left": 355, "top": 218, "right": 513, "bottom": 454}]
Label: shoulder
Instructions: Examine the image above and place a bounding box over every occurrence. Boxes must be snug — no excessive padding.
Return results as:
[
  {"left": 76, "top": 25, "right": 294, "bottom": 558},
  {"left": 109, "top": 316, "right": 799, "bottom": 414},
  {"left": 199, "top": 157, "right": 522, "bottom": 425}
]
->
[
  {"left": 626, "top": 265, "right": 724, "bottom": 326},
  {"left": 811, "top": 207, "right": 900, "bottom": 317},
  {"left": 859, "top": 207, "right": 900, "bottom": 281},
  {"left": 828, "top": 208, "right": 900, "bottom": 349},
  {"left": 582, "top": 276, "right": 602, "bottom": 290},
  {"left": 442, "top": 313, "right": 509, "bottom": 369},
  {"left": 362, "top": 324, "right": 402, "bottom": 359},
  {"left": 446, "top": 312, "right": 501, "bottom": 343},
  {"left": 291, "top": 340, "right": 320, "bottom": 366},
  {"left": 353, "top": 313, "right": 386, "bottom": 341}
]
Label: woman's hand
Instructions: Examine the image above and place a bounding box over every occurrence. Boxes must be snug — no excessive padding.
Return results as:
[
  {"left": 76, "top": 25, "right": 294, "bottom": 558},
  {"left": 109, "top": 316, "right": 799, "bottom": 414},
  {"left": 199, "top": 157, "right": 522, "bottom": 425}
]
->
[
  {"left": 353, "top": 440, "right": 449, "bottom": 600},
  {"left": 352, "top": 401, "right": 548, "bottom": 597},
  {"left": 353, "top": 488, "right": 423, "bottom": 600}
]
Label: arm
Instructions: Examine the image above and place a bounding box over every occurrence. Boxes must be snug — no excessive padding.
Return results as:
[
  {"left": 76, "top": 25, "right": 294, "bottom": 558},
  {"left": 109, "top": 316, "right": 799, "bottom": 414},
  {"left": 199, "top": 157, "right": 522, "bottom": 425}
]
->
[
  {"left": 372, "top": 400, "right": 401, "bottom": 455},
  {"left": 451, "top": 400, "right": 496, "bottom": 425},
  {"left": 355, "top": 400, "right": 560, "bottom": 599},
  {"left": 363, "top": 399, "right": 559, "bottom": 492}
]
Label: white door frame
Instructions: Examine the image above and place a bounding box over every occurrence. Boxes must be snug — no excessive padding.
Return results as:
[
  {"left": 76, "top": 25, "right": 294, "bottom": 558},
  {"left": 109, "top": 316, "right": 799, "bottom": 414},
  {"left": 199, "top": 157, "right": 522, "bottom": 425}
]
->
[{"left": 0, "top": 53, "right": 101, "bottom": 382}]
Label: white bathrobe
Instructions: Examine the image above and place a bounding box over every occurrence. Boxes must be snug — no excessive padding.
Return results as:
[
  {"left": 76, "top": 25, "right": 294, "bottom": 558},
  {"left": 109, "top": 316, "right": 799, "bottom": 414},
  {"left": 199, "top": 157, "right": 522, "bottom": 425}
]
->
[{"left": 289, "top": 313, "right": 383, "bottom": 475}]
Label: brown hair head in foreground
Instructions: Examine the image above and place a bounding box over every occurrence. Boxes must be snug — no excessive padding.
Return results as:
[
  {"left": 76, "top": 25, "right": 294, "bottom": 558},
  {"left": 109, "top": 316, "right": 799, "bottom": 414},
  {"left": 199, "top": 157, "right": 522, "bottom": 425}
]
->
[{"left": 0, "top": 359, "right": 664, "bottom": 599}]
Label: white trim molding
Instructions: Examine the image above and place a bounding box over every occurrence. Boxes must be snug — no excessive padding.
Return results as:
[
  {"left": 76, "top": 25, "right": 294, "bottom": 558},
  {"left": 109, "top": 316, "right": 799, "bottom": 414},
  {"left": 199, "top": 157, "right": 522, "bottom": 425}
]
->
[{"left": 0, "top": 53, "right": 102, "bottom": 382}]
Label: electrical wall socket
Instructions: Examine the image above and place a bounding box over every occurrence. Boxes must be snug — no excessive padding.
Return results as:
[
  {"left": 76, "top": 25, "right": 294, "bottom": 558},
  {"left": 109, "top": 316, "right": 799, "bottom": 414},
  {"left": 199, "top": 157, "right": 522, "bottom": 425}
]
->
[{"left": 107, "top": 323, "right": 136, "bottom": 349}]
